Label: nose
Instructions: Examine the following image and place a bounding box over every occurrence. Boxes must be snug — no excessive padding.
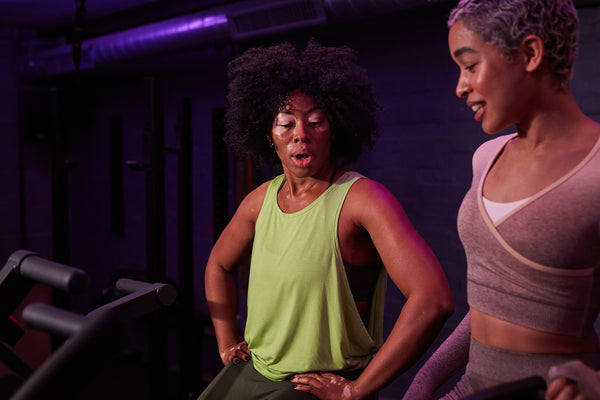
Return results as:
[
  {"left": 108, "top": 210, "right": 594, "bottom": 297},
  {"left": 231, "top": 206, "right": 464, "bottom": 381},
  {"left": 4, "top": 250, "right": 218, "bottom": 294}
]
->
[
  {"left": 293, "top": 121, "right": 310, "bottom": 143},
  {"left": 456, "top": 73, "right": 470, "bottom": 98}
]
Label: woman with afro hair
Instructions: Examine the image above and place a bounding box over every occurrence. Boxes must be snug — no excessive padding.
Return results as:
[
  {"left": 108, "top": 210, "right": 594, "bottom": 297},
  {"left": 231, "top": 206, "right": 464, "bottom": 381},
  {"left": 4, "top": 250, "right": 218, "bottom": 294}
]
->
[{"left": 199, "top": 40, "right": 454, "bottom": 400}]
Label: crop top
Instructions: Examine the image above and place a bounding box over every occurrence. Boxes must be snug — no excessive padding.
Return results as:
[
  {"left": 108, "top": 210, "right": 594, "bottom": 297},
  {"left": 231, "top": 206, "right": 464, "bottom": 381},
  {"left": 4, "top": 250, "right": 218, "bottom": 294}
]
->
[{"left": 457, "top": 134, "right": 600, "bottom": 337}]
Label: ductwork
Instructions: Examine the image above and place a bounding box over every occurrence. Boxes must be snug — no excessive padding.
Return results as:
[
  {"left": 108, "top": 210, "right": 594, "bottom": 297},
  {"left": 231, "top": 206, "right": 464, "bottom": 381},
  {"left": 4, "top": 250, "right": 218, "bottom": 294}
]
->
[
  {"left": 24, "top": 0, "right": 450, "bottom": 76},
  {"left": 323, "top": 0, "right": 447, "bottom": 21},
  {"left": 26, "top": 12, "right": 231, "bottom": 75}
]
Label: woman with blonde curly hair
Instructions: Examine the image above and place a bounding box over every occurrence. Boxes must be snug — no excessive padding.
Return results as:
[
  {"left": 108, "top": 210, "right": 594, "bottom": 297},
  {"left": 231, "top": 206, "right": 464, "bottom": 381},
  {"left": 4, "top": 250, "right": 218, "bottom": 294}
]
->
[{"left": 403, "top": 1, "right": 600, "bottom": 399}]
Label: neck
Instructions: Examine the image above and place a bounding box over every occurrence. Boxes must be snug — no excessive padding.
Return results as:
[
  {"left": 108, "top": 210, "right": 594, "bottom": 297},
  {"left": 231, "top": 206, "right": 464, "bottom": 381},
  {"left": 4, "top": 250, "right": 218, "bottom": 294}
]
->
[
  {"left": 281, "top": 165, "right": 338, "bottom": 196},
  {"left": 515, "top": 87, "right": 592, "bottom": 147}
]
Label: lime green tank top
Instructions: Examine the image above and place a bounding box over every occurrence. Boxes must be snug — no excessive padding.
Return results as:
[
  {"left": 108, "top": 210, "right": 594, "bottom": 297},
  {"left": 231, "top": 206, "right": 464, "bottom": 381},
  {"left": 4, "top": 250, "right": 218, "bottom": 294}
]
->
[{"left": 245, "top": 171, "right": 387, "bottom": 381}]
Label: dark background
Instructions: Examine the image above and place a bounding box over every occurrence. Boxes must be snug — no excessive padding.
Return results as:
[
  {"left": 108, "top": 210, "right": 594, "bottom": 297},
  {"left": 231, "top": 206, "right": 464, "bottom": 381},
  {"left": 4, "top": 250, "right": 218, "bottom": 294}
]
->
[{"left": 0, "top": 0, "right": 599, "bottom": 399}]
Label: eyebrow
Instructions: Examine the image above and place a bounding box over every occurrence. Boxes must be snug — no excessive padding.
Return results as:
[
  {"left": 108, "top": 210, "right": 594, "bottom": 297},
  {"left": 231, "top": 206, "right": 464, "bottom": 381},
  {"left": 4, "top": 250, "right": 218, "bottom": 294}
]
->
[
  {"left": 453, "top": 46, "right": 477, "bottom": 58},
  {"left": 279, "top": 106, "right": 322, "bottom": 115}
]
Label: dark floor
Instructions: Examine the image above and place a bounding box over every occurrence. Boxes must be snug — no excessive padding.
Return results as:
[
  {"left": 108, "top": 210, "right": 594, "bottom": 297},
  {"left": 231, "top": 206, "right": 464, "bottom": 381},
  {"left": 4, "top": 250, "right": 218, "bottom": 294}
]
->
[
  {"left": 1, "top": 318, "right": 223, "bottom": 400},
  {"left": 1, "top": 354, "right": 215, "bottom": 400}
]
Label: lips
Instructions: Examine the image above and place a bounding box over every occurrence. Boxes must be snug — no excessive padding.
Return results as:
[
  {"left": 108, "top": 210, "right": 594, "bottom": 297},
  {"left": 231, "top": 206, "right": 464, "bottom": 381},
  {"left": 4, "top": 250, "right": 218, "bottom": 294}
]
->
[
  {"left": 292, "top": 151, "right": 313, "bottom": 167},
  {"left": 469, "top": 102, "right": 486, "bottom": 122}
]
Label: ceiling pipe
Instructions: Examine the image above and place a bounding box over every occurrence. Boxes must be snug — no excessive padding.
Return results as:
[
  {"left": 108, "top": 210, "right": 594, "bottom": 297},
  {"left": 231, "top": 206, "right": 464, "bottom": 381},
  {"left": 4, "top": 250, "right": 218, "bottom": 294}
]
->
[
  {"left": 323, "top": 0, "right": 448, "bottom": 21},
  {"left": 24, "top": 0, "right": 450, "bottom": 76},
  {"left": 25, "top": 10, "right": 231, "bottom": 76}
]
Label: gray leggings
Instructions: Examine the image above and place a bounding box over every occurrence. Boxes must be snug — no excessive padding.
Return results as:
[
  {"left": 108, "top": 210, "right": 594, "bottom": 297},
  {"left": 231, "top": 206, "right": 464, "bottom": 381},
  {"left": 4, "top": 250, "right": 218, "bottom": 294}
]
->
[
  {"left": 441, "top": 339, "right": 600, "bottom": 400},
  {"left": 197, "top": 360, "right": 368, "bottom": 400}
]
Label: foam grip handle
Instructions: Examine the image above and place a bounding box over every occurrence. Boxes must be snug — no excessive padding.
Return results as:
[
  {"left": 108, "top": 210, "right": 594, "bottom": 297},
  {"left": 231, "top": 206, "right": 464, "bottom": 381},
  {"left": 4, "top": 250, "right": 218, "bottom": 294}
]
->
[
  {"left": 19, "top": 255, "right": 89, "bottom": 293},
  {"left": 115, "top": 278, "right": 152, "bottom": 294},
  {"left": 464, "top": 376, "right": 546, "bottom": 400},
  {"left": 22, "top": 303, "right": 86, "bottom": 338}
]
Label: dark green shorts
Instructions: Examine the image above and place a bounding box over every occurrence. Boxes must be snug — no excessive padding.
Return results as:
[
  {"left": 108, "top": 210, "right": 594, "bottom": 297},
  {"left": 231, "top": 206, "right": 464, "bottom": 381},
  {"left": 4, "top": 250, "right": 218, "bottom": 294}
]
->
[{"left": 197, "top": 360, "right": 367, "bottom": 400}]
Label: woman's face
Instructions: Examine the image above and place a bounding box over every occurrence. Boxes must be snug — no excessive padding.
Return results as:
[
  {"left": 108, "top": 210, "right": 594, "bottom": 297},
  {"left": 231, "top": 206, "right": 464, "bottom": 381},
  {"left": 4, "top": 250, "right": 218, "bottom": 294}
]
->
[
  {"left": 449, "top": 20, "right": 530, "bottom": 134},
  {"left": 270, "top": 90, "right": 333, "bottom": 177}
]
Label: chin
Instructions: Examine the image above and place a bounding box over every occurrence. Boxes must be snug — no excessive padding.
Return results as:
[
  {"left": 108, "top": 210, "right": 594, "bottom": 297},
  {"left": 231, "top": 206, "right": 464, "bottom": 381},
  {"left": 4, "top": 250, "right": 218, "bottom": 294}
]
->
[{"left": 482, "top": 122, "right": 510, "bottom": 136}]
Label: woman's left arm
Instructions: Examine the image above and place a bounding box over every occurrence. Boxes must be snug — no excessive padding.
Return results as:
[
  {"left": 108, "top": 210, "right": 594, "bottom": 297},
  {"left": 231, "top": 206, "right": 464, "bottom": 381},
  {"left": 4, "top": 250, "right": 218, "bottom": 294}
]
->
[{"left": 293, "top": 179, "right": 454, "bottom": 400}]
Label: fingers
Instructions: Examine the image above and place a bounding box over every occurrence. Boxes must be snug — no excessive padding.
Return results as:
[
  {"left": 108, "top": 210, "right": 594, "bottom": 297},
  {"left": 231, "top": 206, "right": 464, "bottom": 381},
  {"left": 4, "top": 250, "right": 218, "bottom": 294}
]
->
[
  {"left": 546, "top": 377, "right": 569, "bottom": 399},
  {"left": 239, "top": 340, "right": 250, "bottom": 356},
  {"left": 223, "top": 347, "right": 250, "bottom": 365},
  {"left": 291, "top": 372, "right": 354, "bottom": 400},
  {"left": 220, "top": 341, "right": 252, "bottom": 365},
  {"left": 545, "top": 377, "right": 581, "bottom": 400},
  {"left": 294, "top": 372, "right": 326, "bottom": 382}
]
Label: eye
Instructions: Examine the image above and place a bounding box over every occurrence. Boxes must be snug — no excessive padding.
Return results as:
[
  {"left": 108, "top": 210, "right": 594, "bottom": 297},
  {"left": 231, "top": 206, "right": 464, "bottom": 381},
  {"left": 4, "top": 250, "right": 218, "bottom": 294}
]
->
[
  {"left": 274, "top": 115, "right": 295, "bottom": 129},
  {"left": 307, "top": 110, "right": 327, "bottom": 127},
  {"left": 465, "top": 63, "right": 477, "bottom": 72}
]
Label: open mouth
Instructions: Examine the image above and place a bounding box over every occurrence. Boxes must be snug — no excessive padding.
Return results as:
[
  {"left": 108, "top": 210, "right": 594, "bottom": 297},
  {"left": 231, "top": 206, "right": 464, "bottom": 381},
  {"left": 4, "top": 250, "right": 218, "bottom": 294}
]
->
[
  {"left": 471, "top": 102, "right": 486, "bottom": 121},
  {"left": 471, "top": 104, "right": 483, "bottom": 113},
  {"left": 292, "top": 152, "right": 313, "bottom": 167}
]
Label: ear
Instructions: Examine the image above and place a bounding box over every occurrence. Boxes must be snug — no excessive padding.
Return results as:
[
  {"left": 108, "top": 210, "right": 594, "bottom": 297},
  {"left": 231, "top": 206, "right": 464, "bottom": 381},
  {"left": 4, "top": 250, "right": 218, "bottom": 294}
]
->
[{"left": 521, "top": 35, "right": 544, "bottom": 73}]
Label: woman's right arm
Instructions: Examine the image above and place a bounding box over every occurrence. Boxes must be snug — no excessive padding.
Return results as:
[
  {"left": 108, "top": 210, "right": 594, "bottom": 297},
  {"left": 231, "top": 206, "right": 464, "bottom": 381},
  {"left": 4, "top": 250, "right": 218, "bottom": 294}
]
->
[{"left": 204, "top": 183, "right": 268, "bottom": 365}]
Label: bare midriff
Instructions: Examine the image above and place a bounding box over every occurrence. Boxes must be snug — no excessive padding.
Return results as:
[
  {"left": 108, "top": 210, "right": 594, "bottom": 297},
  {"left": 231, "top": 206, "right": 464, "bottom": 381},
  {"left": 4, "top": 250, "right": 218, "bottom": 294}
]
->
[{"left": 470, "top": 308, "right": 600, "bottom": 354}]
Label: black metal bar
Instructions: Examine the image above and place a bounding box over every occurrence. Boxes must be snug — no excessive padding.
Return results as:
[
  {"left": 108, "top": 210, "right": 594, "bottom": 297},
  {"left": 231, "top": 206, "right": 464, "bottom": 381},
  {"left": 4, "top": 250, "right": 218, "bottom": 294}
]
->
[
  {"left": 50, "top": 87, "right": 70, "bottom": 267},
  {"left": 0, "top": 342, "right": 33, "bottom": 381},
  {"left": 14, "top": 277, "right": 176, "bottom": 400},
  {"left": 10, "top": 307, "right": 124, "bottom": 400},
  {"left": 464, "top": 376, "right": 546, "bottom": 400},
  {"left": 109, "top": 116, "right": 125, "bottom": 236},
  {"left": 17, "top": 86, "right": 27, "bottom": 250},
  {"left": 49, "top": 87, "right": 73, "bottom": 342},
  {"left": 176, "top": 96, "right": 198, "bottom": 397},
  {"left": 0, "top": 250, "right": 89, "bottom": 381},
  {"left": 89, "top": 279, "right": 176, "bottom": 320},
  {"left": 176, "top": 96, "right": 193, "bottom": 295},
  {"left": 212, "top": 107, "right": 228, "bottom": 241},
  {"left": 143, "top": 77, "right": 166, "bottom": 282},
  {"left": 143, "top": 77, "right": 168, "bottom": 400}
]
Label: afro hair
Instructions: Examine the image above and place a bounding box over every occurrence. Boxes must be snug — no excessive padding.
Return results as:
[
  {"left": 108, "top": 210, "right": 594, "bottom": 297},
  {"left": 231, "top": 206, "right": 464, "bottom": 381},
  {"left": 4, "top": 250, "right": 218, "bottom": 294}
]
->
[{"left": 225, "top": 40, "right": 380, "bottom": 166}]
